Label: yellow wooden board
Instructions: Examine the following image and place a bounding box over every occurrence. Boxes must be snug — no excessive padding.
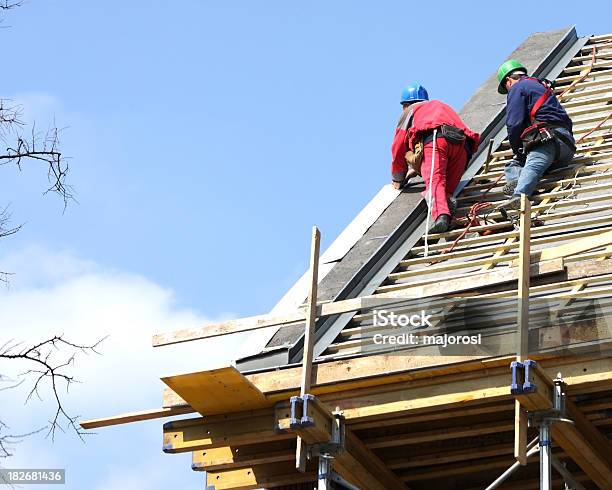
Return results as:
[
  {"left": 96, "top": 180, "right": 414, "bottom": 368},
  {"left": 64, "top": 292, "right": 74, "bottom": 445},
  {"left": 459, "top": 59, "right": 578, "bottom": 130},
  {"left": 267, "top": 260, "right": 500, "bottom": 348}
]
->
[
  {"left": 161, "top": 366, "right": 271, "bottom": 415},
  {"left": 80, "top": 405, "right": 194, "bottom": 429}
]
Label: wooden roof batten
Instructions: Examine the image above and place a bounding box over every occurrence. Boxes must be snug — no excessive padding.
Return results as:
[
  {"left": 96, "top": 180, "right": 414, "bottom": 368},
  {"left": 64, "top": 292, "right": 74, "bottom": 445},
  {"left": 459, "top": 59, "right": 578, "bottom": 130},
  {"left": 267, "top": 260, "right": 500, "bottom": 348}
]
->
[{"left": 82, "top": 29, "right": 612, "bottom": 490}]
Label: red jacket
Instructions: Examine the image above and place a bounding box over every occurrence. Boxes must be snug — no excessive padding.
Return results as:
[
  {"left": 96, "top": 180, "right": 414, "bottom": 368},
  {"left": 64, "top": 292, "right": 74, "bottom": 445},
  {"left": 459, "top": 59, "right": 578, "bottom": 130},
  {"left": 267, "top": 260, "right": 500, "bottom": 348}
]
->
[{"left": 391, "top": 100, "right": 480, "bottom": 180}]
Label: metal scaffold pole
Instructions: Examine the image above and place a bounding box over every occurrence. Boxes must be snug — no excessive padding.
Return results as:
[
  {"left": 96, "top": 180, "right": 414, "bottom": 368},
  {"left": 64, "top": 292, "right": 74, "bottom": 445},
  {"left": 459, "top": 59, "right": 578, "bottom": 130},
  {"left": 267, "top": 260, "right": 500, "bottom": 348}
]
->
[{"left": 539, "top": 423, "right": 552, "bottom": 490}]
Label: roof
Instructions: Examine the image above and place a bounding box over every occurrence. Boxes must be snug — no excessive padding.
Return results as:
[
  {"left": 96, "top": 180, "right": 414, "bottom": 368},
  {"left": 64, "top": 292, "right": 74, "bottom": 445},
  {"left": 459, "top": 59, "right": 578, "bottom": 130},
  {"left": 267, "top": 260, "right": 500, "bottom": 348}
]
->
[{"left": 236, "top": 26, "right": 583, "bottom": 371}]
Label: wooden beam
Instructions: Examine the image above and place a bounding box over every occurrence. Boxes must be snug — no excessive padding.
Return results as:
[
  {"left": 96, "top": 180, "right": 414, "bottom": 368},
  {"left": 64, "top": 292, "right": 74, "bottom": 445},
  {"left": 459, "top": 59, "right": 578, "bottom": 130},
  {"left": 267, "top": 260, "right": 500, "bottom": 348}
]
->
[
  {"left": 385, "top": 442, "right": 513, "bottom": 469},
  {"left": 205, "top": 462, "right": 316, "bottom": 490},
  {"left": 285, "top": 396, "right": 406, "bottom": 490},
  {"left": 350, "top": 401, "right": 515, "bottom": 431},
  {"left": 363, "top": 420, "right": 514, "bottom": 449},
  {"left": 335, "top": 430, "right": 407, "bottom": 490},
  {"left": 325, "top": 367, "right": 513, "bottom": 422},
  {"left": 514, "top": 400, "right": 528, "bottom": 466},
  {"left": 321, "top": 356, "right": 612, "bottom": 423},
  {"left": 515, "top": 194, "right": 531, "bottom": 466},
  {"left": 153, "top": 258, "right": 564, "bottom": 345},
  {"left": 162, "top": 411, "right": 293, "bottom": 453},
  {"left": 164, "top": 350, "right": 612, "bottom": 411},
  {"left": 517, "top": 365, "right": 612, "bottom": 489},
  {"left": 296, "top": 225, "right": 320, "bottom": 472},
  {"left": 300, "top": 225, "right": 320, "bottom": 395},
  {"left": 527, "top": 229, "right": 612, "bottom": 265},
  {"left": 79, "top": 405, "right": 194, "bottom": 429},
  {"left": 191, "top": 440, "right": 295, "bottom": 472}
]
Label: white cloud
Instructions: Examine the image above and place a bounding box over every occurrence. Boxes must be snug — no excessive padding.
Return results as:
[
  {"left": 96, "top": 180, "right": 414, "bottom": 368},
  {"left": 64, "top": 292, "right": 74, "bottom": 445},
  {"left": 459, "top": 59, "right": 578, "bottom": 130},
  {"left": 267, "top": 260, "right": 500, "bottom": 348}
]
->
[
  {"left": 0, "top": 247, "right": 248, "bottom": 489},
  {"left": 0, "top": 245, "right": 99, "bottom": 290}
]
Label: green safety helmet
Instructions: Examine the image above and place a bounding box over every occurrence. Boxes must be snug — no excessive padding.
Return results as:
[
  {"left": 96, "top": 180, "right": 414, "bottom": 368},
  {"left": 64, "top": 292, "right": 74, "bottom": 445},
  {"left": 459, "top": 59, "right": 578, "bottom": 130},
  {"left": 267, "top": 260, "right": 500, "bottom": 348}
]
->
[{"left": 497, "top": 59, "right": 527, "bottom": 94}]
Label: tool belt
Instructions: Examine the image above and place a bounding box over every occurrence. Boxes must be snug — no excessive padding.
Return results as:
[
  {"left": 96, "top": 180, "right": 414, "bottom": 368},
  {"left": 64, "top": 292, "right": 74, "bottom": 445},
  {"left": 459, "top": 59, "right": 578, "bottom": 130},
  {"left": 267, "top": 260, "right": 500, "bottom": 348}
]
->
[
  {"left": 406, "top": 126, "right": 470, "bottom": 175},
  {"left": 520, "top": 121, "right": 556, "bottom": 153},
  {"left": 520, "top": 121, "right": 576, "bottom": 157},
  {"left": 519, "top": 77, "right": 575, "bottom": 157}
]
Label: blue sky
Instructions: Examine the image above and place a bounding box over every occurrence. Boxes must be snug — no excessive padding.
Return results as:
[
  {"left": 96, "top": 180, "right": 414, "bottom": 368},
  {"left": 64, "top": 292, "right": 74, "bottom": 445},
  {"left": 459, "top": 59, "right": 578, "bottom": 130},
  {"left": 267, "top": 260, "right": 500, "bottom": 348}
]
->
[{"left": 1, "top": 1, "right": 611, "bottom": 489}]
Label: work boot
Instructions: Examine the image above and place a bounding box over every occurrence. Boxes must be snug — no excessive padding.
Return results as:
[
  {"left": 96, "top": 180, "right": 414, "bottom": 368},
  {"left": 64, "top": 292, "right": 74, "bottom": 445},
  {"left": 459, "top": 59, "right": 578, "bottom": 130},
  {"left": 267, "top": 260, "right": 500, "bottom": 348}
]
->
[
  {"left": 428, "top": 214, "right": 451, "bottom": 234},
  {"left": 497, "top": 195, "right": 523, "bottom": 221},
  {"left": 447, "top": 196, "right": 458, "bottom": 217},
  {"left": 502, "top": 180, "right": 517, "bottom": 197}
]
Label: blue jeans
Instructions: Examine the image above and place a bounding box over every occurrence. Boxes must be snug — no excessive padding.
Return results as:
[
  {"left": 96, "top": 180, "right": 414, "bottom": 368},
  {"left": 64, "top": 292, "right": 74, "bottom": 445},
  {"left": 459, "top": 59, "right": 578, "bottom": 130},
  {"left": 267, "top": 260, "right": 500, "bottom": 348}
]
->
[{"left": 504, "top": 127, "right": 575, "bottom": 197}]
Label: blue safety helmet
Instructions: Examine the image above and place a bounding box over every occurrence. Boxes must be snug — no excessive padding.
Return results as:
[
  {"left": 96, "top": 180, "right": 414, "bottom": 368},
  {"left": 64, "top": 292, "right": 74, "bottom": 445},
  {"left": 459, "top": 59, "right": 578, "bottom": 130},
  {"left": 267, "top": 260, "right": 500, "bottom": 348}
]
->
[{"left": 400, "top": 83, "right": 429, "bottom": 104}]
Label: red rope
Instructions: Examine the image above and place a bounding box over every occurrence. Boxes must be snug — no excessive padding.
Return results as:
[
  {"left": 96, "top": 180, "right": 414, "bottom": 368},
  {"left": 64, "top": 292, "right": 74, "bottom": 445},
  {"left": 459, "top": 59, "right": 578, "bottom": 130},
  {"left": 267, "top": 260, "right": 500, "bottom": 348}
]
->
[
  {"left": 441, "top": 202, "right": 492, "bottom": 254},
  {"left": 440, "top": 173, "right": 504, "bottom": 255}
]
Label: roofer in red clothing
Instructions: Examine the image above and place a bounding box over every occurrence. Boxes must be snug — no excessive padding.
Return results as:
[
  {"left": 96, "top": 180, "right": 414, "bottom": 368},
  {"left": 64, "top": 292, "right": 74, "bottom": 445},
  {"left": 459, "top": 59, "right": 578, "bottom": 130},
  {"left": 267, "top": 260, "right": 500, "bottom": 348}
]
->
[{"left": 391, "top": 83, "right": 480, "bottom": 233}]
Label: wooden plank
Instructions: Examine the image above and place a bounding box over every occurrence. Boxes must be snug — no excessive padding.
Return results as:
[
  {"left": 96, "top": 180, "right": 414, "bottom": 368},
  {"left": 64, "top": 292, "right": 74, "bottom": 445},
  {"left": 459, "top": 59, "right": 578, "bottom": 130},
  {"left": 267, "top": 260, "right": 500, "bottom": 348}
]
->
[
  {"left": 384, "top": 255, "right": 610, "bottom": 299},
  {"left": 205, "top": 462, "right": 316, "bottom": 490},
  {"left": 300, "top": 226, "right": 321, "bottom": 395},
  {"left": 323, "top": 367, "right": 513, "bottom": 422},
  {"left": 191, "top": 440, "right": 295, "bottom": 472},
  {"left": 350, "top": 402, "right": 515, "bottom": 431},
  {"left": 153, "top": 259, "right": 564, "bottom": 345},
  {"left": 165, "top": 351, "right": 612, "bottom": 410},
  {"left": 163, "top": 412, "right": 293, "bottom": 453},
  {"left": 514, "top": 401, "right": 528, "bottom": 466},
  {"left": 562, "top": 58, "right": 612, "bottom": 74},
  {"left": 296, "top": 226, "right": 320, "bottom": 472},
  {"left": 514, "top": 195, "right": 531, "bottom": 466},
  {"left": 79, "top": 405, "right": 194, "bottom": 429},
  {"left": 527, "top": 229, "right": 612, "bottom": 265},
  {"left": 516, "top": 194, "right": 531, "bottom": 361},
  {"left": 363, "top": 420, "right": 514, "bottom": 449},
  {"left": 153, "top": 311, "right": 308, "bottom": 346},
  {"left": 161, "top": 366, "right": 269, "bottom": 416}
]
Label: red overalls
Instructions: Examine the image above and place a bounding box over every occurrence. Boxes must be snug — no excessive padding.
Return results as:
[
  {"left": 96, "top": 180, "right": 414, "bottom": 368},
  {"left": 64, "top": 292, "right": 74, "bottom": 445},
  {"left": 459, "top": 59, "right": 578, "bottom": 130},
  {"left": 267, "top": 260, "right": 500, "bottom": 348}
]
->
[{"left": 391, "top": 100, "right": 480, "bottom": 220}]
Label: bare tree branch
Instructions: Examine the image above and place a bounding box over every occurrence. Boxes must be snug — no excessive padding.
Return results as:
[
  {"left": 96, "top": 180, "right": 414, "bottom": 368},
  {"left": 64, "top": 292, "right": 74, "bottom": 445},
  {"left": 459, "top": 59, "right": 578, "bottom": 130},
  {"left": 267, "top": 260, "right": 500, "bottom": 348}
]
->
[
  {"left": 0, "top": 1, "right": 23, "bottom": 10},
  {"left": 0, "top": 335, "right": 106, "bottom": 442},
  {"left": 0, "top": 102, "right": 73, "bottom": 209},
  {"left": 0, "top": 0, "right": 87, "bottom": 466}
]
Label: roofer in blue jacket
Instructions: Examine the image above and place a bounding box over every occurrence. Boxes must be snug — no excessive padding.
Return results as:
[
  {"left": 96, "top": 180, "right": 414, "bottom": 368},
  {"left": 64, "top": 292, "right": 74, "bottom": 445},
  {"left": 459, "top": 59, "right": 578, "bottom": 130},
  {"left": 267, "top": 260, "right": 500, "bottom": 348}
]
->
[{"left": 496, "top": 60, "right": 576, "bottom": 211}]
